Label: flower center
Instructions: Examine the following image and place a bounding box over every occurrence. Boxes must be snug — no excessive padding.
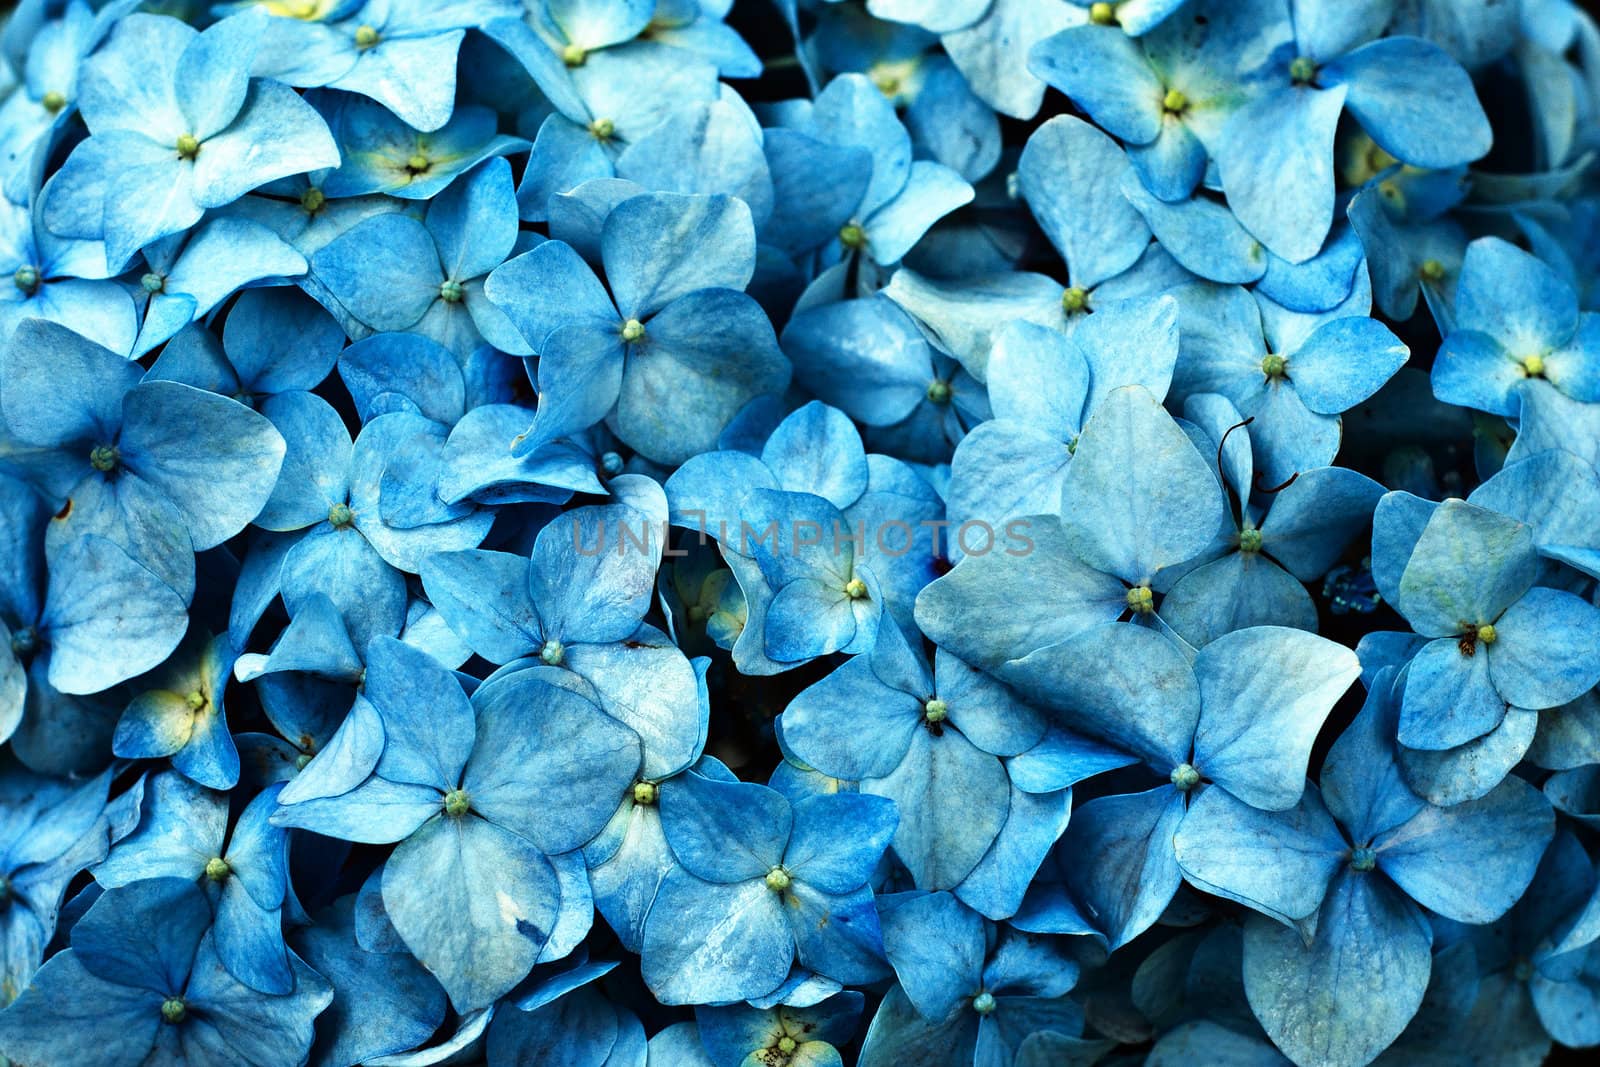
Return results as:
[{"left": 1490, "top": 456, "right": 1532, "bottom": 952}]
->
[
  {"left": 439, "top": 279, "right": 464, "bottom": 304},
  {"left": 89, "top": 444, "right": 119, "bottom": 473},
  {"left": 1261, "top": 353, "right": 1288, "bottom": 380},
  {"left": 540, "top": 638, "right": 565, "bottom": 666},
  {"left": 185, "top": 689, "right": 207, "bottom": 712},
  {"left": 1238, "top": 527, "right": 1263, "bottom": 553},
  {"left": 1061, "top": 286, "right": 1089, "bottom": 314},
  {"left": 972, "top": 991, "right": 997, "bottom": 1014},
  {"left": 1125, "top": 585, "right": 1154, "bottom": 615},
  {"left": 13, "top": 265, "right": 40, "bottom": 294},
  {"left": 1289, "top": 56, "right": 1317, "bottom": 85},
  {"left": 839, "top": 223, "right": 867, "bottom": 250},
  {"left": 1162, "top": 88, "right": 1188, "bottom": 114},
  {"left": 1170, "top": 763, "right": 1201, "bottom": 791},
  {"left": 161, "top": 997, "right": 187, "bottom": 1024},
  {"left": 765, "top": 866, "right": 791, "bottom": 892},
  {"left": 632, "top": 781, "right": 658, "bottom": 805},
  {"left": 1089, "top": 2, "right": 1116, "bottom": 25},
  {"left": 328, "top": 502, "right": 354, "bottom": 528},
  {"left": 175, "top": 133, "right": 200, "bottom": 160},
  {"left": 405, "top": 153, "right": 431, "bottom": 174},
  {"left": 926, "top": 380, "right": 952, "bottom": 404},
  {"left": 300, "top": 187, "right": 326, "bottom": 214},
  {"left": 10, "top": 626, "right": 38, "bottom": 658},
  {"left": 1350, "top": 846, "right": 1377, "bottom": 872},
  {"left": 562, "top": 43, "right": 587, "bottom": 67},
  {"left": 443, "top": 789, "right": 471, "bottom": 816},
  {"left": 777, "top": 1035, "right": 799, "bottom": 1054},
  {"left": 923, "top": 698, "right": 948, "bottom": 724},
  {"left": 354, "top": 24, "right": 380, "bottom": 49},
  {"left": 600, "top": 451, "right": 624, "bottom": 476},
  {"left": 41, "top": 90, "right": 66, "bottom": 114},
  {"left": 141, "top": 272, "right": 166, "bottom": 294},
  {"left": 621, "top": 318, "right": 645, "bottom": 343},
  {"left": 1521, "top": 354, "right": 1546, "bottom": 378},
  {"left": 204, "top": 856, "right": 230, "bottom": 882},
  {"left": 588, "top": 117, "right": 615, "bottom": 141},
  {"left": 1419, "top": 258, "right": 1446, "bottom": 283},
  {"left": 1476, "top": 623, "right": 1497, "bottom": 645},
  {"left": 844, "top": 578, "right": 868, "bottom": 600}
]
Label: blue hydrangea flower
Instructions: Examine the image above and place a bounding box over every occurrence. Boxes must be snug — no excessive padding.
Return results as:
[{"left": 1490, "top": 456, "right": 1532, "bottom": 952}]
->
[
  {"left": 0, "top": 161, "right": 137, "bottom": 354},
  {"left": 1433, "top": 237, "right": 1600, "bottom": 416},
  {"left": 782, "top": 613, "right": 1050, "bottom": 904},
  {"left": 1171, "top": 275, "right": 1410, "bottom": 487},
  {"left": 1379, "top": 497, "right": 1600, "bottom": 754},
  {"left": 641, "top": 771, "right": 896, "bottom": 1004},
  {"left": 1174, "top": 671, "right": 1553, "bottom": 1067},
  {"left": 147, "top": 287, "right": 345, "bottom": 406},
  {"left": 916, "top": 384, "right": 1228, "bottom": 675},
  {"left": 1000, "top": 622, "right": 1358, "bottom": 948},
  {"left": 96, "top": 773, "right": 293, "bottom": 994},
  {"left": 858, "top": 891, "right": 1083, "bottom": 1067},
  {"left": 1212, "top": 4, "right": 1492, "bottom": 263},
  {"left": 0, "top": 877, "right": 332, "bottom": 1067},
  {"left": 272, "top": 638, "right": 643, "bottom": 1009},
  {"left": 112, "top": 632, "right": 241, "bottom": 790},
  {"left": 312, "top": 156, "right": 529, "bottom": 358},
  {"left": 485, "top": 190, "right": 790, "bottom": 464},
  {"left": 42, "top": 10, "right": 340, "bottom": 269}
]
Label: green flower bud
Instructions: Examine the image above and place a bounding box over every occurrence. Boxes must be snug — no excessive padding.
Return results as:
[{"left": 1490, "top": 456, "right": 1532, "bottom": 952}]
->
[
  {"left": 13, "top": 265, "right": 40, "bottom": 294},
  {"left": 1522, "top": 354, "right": 1546, "bottom": 378},
  {"left": 141, "top": 273, "right": 166, "bottom": 294},
  {"left": 1162, "top": 88, "right": 1188, "bottom": 114},
  {"left": 161, "top": 998, "right": 187, "bottom": 1024},
  {"left": 1476, "top": 623, "right": 1497, "bottom": 645},
  {"left": 1089, "top": 2, "right": 1116, "bottom": 25},
  {"left": 1061, "top": 286, "right": 1089, "bottom": 314},
  {"left": 406, "top": 153, "right": 431, "bottom": 174},
  {"left": 621, "top": 318, "right": 645, "bottom": 343},
  {"left": 588, "top": 117, "right": 615, "bottom": 141},
  {"left": 541, "top": 638, "right": 565, "bottom": 666},
  {"left": 175, "top": 133, "right": 200, "bottom": 160},
  {"left": 1261, "top": 353, "right": 1288, "bottom": 379},
  {"left": 1419, "top": 258, "right": 1446, "bottom": 283},
  {"left": 562, "top": 43, "right": 587, "bottom": 67},
  {"left": 924, "top": 698, "right": 948, "bottom": 723},
  {"left": 443, "top": 789, "right": 471, "bottom": 816},
  {"left": 1289, "top": 56, "right": 1317, "bottom": 85},
  {"left": 600, "top": 451, "right": 624, "bottom": 476},
  {"left": 765, "top": 867, "right": 791, "bottom": 892},
  {"left": 354, "top": 24, "right": 380, "bottom": 49},
  {"left": 41, "top": 90, "right": 67, "bottom": 114},
  {"left": 1350, "top": 846, "right": 1377, "bottom": 872},
  {"left": 926, "top": 380, "right": 952, "bottom": 404},
  {"left": 204, "top": 856, "right": 230, "bottom": 882},
  {"left": 328, "top": 502, "right": 354, "bottom": 528},
  {"left": 972, "top": 991, "right": 997, "bottom": 1014},
  {"left": 294, "top": 752, "right": 313, "bottom": 771},
  {"left": 1125, "top": 585, "right": 1154, "bottom": 615},
  {"left": 439, "top": 279, "right": 464, "bottom": 304},
  {"left": 777, "top": 1035, "right": 799, "bottom": 1054},
  {"left": 300, "top": 187, "right": 326, "bottom": 214},
  {"left": 1170, "top": 763, "right": 1201, "bottom": 791},
  {"left": 632, "top": 781, "right": 658, "bottom": 805},
  {"left": 185, "top": 690, "right": 207, "bottom": 712},
  {"left": 844, "top": 578, "right": 868, "bottom": 600},
  {"left": 90, "top": 444, "right": 119, "bottom": 473},
  {"left": 838, "top": 223, "right": 867, "bottom": 250},
  {"left": 1238, "top": 527, "right": 1263, "bottom": 553}
]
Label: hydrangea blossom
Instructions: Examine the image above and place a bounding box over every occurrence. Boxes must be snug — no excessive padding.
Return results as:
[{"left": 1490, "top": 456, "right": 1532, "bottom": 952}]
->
[{"left": 1, "top": 2, "right": 1599, "bottom": 1065}]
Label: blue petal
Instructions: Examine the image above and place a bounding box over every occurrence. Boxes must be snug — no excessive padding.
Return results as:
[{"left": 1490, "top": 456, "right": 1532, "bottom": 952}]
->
[{"left": 1321, "top": 37, "right": 1492, "bottom": 169}]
